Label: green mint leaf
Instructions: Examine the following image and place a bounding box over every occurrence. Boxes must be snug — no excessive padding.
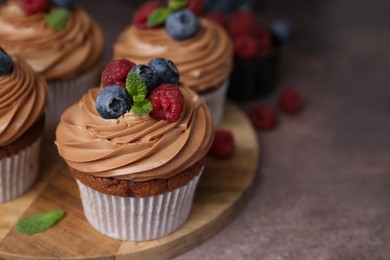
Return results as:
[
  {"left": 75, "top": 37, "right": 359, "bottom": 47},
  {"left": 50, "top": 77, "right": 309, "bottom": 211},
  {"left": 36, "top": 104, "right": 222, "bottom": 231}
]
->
[
  {"left": 126, "top": 73, "right": 153, "bottom": 115},
  {"left": 16, "top": 210, "right": 66, "bottom": 235},
  {"left": 44, "top": 8, "right": 70, "bottom": 32},
  {"left": 126, "top": 72, "right": 148, "bottom": 99},
  {"left": 168, "top": 0, "right": 189, "bottom": 11},
  {"left": 147, "top": 7, "right": 171, "bottom": 27},
  {"left": 131, "top": 100, "right": 153, "bottom": 115}
]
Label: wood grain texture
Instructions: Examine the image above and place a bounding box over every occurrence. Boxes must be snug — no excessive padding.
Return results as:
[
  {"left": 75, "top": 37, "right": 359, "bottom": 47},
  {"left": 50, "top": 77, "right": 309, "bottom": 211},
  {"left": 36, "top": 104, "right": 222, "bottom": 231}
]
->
[{"left": 0, "top": 102, "right": 259, "bottom": 260}]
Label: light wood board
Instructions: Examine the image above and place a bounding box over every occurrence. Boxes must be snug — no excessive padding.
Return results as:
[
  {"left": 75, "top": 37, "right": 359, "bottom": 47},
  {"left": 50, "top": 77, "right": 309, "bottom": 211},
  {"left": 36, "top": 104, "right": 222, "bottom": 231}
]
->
[{"left": 0, "top": 102, "right": 259, "bottom": 260}]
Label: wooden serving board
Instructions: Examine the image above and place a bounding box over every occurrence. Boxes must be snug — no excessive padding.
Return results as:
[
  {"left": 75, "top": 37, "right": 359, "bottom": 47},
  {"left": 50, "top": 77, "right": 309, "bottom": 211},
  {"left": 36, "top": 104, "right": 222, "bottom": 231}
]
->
[{"left": 0, "top": 102, "right": 259, "bottom": 260}]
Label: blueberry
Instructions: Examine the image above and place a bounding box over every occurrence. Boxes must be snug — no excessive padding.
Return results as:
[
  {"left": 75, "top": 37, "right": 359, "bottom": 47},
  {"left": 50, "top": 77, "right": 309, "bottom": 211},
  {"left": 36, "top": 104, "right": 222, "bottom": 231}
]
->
[
  {"left": 165, "top": 10, "right": 199, "bottom": 41},
  {"left": 269, "top": 19, "right": 294, "bottom": 45},
  {"left": 0, "top": 48, "right": 13, "bottom": 76},
  {"left": 204, "top": 0, "right": 245, "bottom": 12},
  {"left": 50, "top": 0, "right": 74, "bottom": 9},
  {"left": 96, "top": 85, "right": 132, "bottom": 119},
  {"left": 129, "top": 64, "right": 160, "bottom": 92},
  {"left": 148, "top": 58, "right": 179, "bottom": 85}
]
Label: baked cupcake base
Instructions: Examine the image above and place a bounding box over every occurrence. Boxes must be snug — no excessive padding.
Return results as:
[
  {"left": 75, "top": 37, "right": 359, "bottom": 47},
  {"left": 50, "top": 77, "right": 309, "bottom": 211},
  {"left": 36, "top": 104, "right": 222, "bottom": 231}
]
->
[
  {"left": 228, "top": 53, "right": 279, "bottom": 101},
  {"left": 46, "top": 65, "right": 101, "bottom": 125},
  {"left": 76, "top": 172, "right": 202, "bottom": 241},
  {"left": 0, "top": 117, "right": 44, "bottom": 203},
  {"left": 199, "top": 78, "right": 229, "bottom": 127}
]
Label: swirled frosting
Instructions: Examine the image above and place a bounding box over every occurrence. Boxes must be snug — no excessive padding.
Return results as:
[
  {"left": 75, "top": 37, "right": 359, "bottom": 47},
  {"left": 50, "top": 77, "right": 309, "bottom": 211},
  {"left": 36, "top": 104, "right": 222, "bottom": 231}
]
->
[
  {"left": 114, "top": 19, "right": 233, "bottom": 94},
  {"left": 0, "top": 58, "right": 48, "bottom": 146},
  {"left": 55, "top": 85, "right": 214, "bottom": 182},
  {"left": 0, "top": 0, "right": 104, "bottom": 81}
]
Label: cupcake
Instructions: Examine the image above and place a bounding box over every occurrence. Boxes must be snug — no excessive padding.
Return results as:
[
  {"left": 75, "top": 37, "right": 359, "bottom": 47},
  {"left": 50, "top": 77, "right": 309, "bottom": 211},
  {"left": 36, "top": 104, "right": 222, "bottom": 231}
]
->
[
  {"left": 0, "top": 48, "right": 48, "bottom": 203},
  {"left": 55, "top": 58, "right": 213, "bottom": 241},
  {"left": 206, "top": 9, "right": 280, "bottom": 101},
  {"left": 0, "top": 0, "right": 104, "bottom": 125},
  {"left": 113, "top": 0, "right": 233, "bottom": 126}
]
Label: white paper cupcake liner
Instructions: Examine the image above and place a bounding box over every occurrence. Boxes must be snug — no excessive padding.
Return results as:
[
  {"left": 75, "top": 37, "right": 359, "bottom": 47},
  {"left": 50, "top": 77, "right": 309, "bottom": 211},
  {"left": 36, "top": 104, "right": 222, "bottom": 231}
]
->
[
  {"left": 46, "top": 65, "right": 101, "bottom": 125},
  {"left": 200, "top": 78, "right": 230, "bottom": 127},
  {"left": 76, "top": 168, "right": 203, "bottom": 241},
  {"left": 0, "top": 137, "right": 41, "bottom": 203}
]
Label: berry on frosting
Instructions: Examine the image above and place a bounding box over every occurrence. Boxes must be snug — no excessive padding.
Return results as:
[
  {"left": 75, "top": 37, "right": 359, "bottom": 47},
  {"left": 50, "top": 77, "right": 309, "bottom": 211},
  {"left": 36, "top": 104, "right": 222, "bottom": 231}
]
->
[
  {"left": 233, "top": 35, "right": 257, "bottom": 60},
  {"left": 22, "top": 0, "right": 49, "bottom": 15},
  {"left": 269, "top": 19, "right": 294, "bottom": 45},
  {"left": 208, "top": 130, "right": 235, "bottom": 159},
  {"left": 148, "top": 84, "right": 184, "bottom": 122},
  {"left": 187, "top": 0, "right": 205, "bottom": 16},
  {"left": 249, "top": 105, "right": 278, "bottom": 130},
  {"left": 165, "top": 9, "right": 199, "bottom": 41},
  {"left": 228, "top": 10, "right": 256, "bottom": 38},
  {"left": 0, "top": 48, "right": 13, "bottom": 76},
  {"left": 255, "top": 26, "right": 272, "bottom": 58},
  {"left": 133, "top": 1, "right": 162, "bottom": 29},
  {"left": 50, "top": 0, "right": 74, "bottom": 9},
  {"left": 129, "top": 64, "right": 160, "bottom": 92},
  {"left": 279, "top": 87, "right": 303, "bottom": 114},
  {"left": 96, "top": 85, "right": 133, "bottom": 119},
  {"left": 101, "top": 59, "right": 136, "bottom": 87},
  {"left": 204, "top": 12, "right": 228, "bottom": 31},
  {"left": 148, "top": 57, "right": 179, "bottom": 85}
]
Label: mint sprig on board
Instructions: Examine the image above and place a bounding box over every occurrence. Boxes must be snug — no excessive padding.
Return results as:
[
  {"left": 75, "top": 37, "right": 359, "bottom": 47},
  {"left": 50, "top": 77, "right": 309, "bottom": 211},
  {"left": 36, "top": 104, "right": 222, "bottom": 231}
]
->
[
  {"left": 147, "top": 0, "right": 189, "bottom": 27},
  {"left": 16, "top": 210, "right": 66, "bottom": 235},
  {"left": 126, "top": 73, "right": 153, "bottom": 115}
]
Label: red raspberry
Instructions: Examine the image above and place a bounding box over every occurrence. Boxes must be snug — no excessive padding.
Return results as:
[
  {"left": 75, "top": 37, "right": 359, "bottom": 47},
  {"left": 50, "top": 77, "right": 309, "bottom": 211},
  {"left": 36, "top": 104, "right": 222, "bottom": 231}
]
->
[
  {"left": 148, "top": 84, "right": 184, "bottom": 122},
  {"left": 133, "top": 1, "right": 162, "bottom": 30},
  {"left": 233, "top": 35, "right": 257, "bottom": 60},
  {"left": 22, "top": 0, "right": 49, "bottom": 15},
  {"left": 101, "top": 59, "right": 136, "bottom": 87},
  {"left": 228, "top": 10, "right": 256, "bottom": 38},
  {"left": 255, "top": 26, "right": 273, "bottom": 58},
  {"left": 208, "top": 130, "right": 235, "bottom": 159},
  {"left": 279, "top": 87, "right": 303, "bottom": 114},
  {"left": 249, "top": 106, "right": 278, "bottom": 130},
  {"left": 187, "top": 0, "right": 205, "bottom": 16},
  {"left": 204, "top": 12, "right": 228, "bottom": 31}
]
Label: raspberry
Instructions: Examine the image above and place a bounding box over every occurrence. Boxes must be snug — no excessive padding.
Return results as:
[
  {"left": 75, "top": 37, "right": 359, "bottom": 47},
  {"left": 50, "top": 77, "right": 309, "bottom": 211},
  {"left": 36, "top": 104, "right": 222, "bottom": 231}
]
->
[
  {"left": 204, "top": 12, "right": 228, "bottom": 31},
  {"left": 148, "top": 84, "right": 184, "bottom": 122},
  {"left": 208, "top": 130, "right": 235, "bottom": 159},
  {"left": 132, "top": 1, "right": 162, "bottom": 30},
  {"left": 228, "top": 10, "right": 256, "bottom": 38},
  {"left": 279, "top": 87, "right": 303, "bottom": 114},
  {"left": 101, "top": 59, "right": 136, "bottom": 87},
  {"left": 255, "top": 26, "right": 272, "bottom": 58},
  {"left": 233, "top": 35, "right": 257, "bottom": 60},
  {"left": 22, "top": 0, "right": 49, "bottom": 15},
  {"left": 249, "top": 106, "right": 278, "bottom": 130},
  {"left": 187, "top": 0, "right": 205, "bottom": 16}
]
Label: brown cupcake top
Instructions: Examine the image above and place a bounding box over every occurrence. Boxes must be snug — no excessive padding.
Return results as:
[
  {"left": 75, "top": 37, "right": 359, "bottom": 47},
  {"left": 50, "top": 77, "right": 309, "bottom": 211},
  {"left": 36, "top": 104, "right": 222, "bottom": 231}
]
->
[
  {"left": 114, "top": 19, "right": 233, "bottom": 93},
  {"left": 0, "top": 57, "right": 47, "bottom": 147},
  {"left": 55, "top": 85, "right": 214, "bottom": 182},
  {"left": 0, "top": 0, "right": 104, "bottom": 80}
]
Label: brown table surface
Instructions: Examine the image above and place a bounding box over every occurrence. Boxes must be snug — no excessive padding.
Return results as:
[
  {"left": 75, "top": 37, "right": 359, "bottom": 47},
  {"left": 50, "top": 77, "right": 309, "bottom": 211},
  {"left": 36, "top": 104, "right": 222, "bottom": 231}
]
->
[{"left": 78, "top": 0, "right": 390, "bottom": 259}]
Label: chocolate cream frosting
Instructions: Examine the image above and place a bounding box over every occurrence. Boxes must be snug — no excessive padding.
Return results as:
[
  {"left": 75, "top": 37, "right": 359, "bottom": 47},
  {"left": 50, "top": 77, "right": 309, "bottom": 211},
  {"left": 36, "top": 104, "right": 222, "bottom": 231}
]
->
[
  {"left": 0, "top": 0, "right": 104, "bottom": 81},
  {"left": 0, "top": 58, "right": 48, "bottom": 147},
  {"left": 113, "top": 19, "right": 233, "bottom": 94},
  {"left": 55, "top": 85, "right": 214, "bottom": 182}
]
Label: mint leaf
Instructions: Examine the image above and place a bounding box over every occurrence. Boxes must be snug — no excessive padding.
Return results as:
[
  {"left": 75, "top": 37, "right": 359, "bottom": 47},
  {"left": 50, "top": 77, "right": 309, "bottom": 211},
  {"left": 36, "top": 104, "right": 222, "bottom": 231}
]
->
[
  {"left": 147, "top": 7, "right": 171, "bottom": 27},
  {"left": 16, "top": 210, "right": 66, "bottom": 235},
  {"left": 44, "top": 8, "right": 70, "bottom": 32},
  {"left": 131, "top": 100, "right": 153, "bottom": 115},
  {"left": 126, "top": 73, "right": 148, "bottom": 98},
  {"left": 168, "top": 0, "right": 189, "bottom": 11},
  {"left": 126, "top": 73, "right": 153, "bottom": 115}
]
